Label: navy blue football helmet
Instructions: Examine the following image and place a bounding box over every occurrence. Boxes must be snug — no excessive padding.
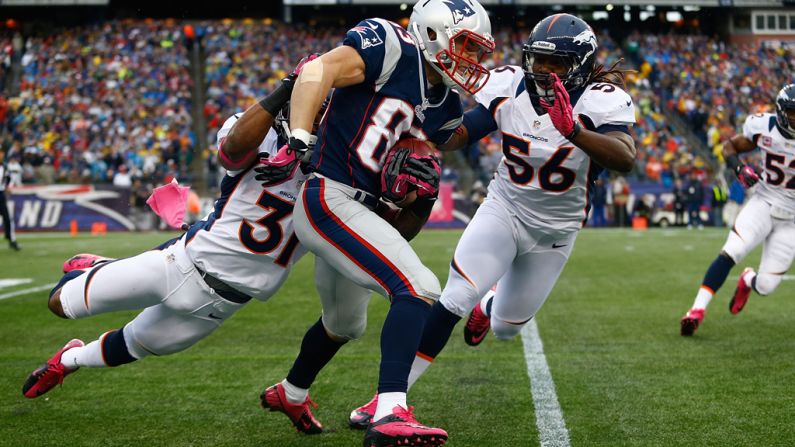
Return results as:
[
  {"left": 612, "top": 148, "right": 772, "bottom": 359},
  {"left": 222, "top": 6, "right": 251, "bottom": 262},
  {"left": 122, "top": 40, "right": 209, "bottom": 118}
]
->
[
  {"left": 775, "top": 84, "right": 795, "bottom": 139},
  {"left": 522, "top": 14, "right": 597, "bottom": 97},
  {"left": 274, "top": 99, "right": 329, "bottom": 147}
]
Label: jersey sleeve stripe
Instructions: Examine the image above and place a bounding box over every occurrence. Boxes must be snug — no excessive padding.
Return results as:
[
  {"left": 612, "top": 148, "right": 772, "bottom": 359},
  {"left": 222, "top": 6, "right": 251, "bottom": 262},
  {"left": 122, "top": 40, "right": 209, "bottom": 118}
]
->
[
  {"left": 302, "top": 177, "right": 418, "bottom": 298},
  {"left": 375, "top": 19, "right": 402, "bottom": 92},
  {"left": 595, "top": 123, "right": 630, "bottom": 135}
]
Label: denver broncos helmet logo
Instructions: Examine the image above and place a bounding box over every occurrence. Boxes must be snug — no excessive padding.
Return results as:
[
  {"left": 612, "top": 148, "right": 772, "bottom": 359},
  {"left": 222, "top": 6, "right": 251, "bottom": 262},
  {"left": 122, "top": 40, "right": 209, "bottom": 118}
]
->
[
  {"left": 572, "top": 28, "right": 597, "bottom": 65},
  {"left": 442, "top": 0, "right": 476, "bottom": 24}
]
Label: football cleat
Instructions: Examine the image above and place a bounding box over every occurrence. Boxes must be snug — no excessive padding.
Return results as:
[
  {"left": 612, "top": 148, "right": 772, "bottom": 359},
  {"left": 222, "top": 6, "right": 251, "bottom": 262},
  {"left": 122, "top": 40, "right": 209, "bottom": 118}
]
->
[
  {"left": 464, "top": 288, "right": 495, "bottom": 346},
  {"left": 22, "top": 339, "right": 84, "bottom": 398},
  {"left": 260, "top": 383, "right": 323, "bottom": 435},
  {"left": 680, "top": 308, "right": 705, "bottom": 337},
  {"left": 363, "top": 405, "right": 447, "bottom": 447},
  {"left": 349, "top": 393, "right": 378, "bottom": 429},
  {"left": 62, "top": 253, "right": 113, "bottom": 273},
  {"left": 730, "top": 267, "right": 755, "bottom": 315}
]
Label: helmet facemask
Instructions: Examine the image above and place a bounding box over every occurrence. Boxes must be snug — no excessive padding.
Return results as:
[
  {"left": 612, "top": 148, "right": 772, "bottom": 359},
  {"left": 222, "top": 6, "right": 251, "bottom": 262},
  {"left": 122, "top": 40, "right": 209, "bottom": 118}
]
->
[
  {"left": 775, "top": 85, "right": 795, "bottom": 139},
  {"left": 523, "top": 46, "right": 589, "bottom": 99},
  {"left": 408, "top": 0, "right": 494, "bottom": 95},
  {"left": 428, "top": 28, "right": 494, "bottom": 94},
  {"left": 274, "top": 99, "right": 329, "bottom": 148}
]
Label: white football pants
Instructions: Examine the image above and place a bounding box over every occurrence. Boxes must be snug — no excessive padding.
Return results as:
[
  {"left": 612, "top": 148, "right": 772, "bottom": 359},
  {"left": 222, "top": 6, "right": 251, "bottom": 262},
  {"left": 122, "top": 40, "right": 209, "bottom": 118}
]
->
[
  {"left": 439, "top": 196, "right": 577, "bottom": 340},
  {"left": 293, "top": 176, "right": 441, "bottom": 301},
  {"left": 721, "top": 195, "right": 795, "bottom": 295},
  {"left": 59, "top": 239, "right": 247, "bottom": 358}
]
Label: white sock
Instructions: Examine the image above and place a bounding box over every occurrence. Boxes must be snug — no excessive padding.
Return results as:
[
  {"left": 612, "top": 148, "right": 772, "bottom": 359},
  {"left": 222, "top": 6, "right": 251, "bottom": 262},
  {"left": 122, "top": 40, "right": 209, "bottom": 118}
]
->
[
  {"left": 693, "top": 286, "right": 714, "bottom": 310},
  {"left": 744, "top": 270, "right": 756, "bottom": 288},
  {"left": 407, "top": 356, "right": 432, "bottom": 391},
  {"left": 374, "top": 392, "right": 406, "bottom": 421},
  {"left": 281, "top": 379, "right": 308, "bottom": 404},
  {"left": 61, "top": 339, "right": 106, "bottom": 369}
]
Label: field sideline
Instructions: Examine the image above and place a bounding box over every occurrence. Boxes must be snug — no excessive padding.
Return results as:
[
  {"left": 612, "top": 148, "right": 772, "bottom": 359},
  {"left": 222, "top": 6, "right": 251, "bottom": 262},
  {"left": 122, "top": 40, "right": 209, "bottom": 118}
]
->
[{"left": 1, "top": 229, "right": 793, "bottom": 446}]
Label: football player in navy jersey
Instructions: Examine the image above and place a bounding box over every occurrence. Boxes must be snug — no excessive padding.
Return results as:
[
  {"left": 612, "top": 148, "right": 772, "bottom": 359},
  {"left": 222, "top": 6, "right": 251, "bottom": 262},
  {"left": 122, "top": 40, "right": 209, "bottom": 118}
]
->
[
  {"left": 347, "top": 13, "right": 638, "bottom": 427},
  {"left": 257, "top": 1, "right": 494, "bottom": 445}
]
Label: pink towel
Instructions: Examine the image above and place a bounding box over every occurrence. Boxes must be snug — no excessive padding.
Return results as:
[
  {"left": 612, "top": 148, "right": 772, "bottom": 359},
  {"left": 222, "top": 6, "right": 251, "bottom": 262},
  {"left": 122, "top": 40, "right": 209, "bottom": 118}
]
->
[{"left": 147, "top": 179, "right": 190, "bottom": 230}]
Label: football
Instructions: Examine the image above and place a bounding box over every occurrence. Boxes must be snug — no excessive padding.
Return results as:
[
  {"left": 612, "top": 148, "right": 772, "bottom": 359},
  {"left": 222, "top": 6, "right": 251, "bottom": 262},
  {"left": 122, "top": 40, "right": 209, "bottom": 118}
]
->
[{"left": 380, "top": 138, "right": 439, "bottom": 208}]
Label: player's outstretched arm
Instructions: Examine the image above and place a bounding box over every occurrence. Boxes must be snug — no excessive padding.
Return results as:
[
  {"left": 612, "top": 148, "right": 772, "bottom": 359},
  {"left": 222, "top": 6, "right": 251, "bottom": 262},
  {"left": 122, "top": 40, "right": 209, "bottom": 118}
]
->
[
  {"left": 437, "top": 125, "right": 470, "bottom": 152},
  {"left": 541, "top": 73, "right": 636, "bottom": 172},
  {"left": 220, "top": 55, "right": 317, "bottom": 170},
  {"left": 219, "top": 105, "right": 277, "bottom": 171},
  {"left": 570, "top": 130, "right": 636, "bottom": 173},
  {"left": 723, "top": 134, "right": 759, "bottom": 188},
  {"left": 288, "top": 46, "right": 366, "bottom": 145}
]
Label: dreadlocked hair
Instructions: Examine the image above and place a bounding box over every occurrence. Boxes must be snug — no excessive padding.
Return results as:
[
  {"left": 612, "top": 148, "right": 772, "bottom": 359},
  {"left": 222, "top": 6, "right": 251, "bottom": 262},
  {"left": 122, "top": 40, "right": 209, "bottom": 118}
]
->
[{"left": 587, "top": 58, "right": 634, "bottom": 90}]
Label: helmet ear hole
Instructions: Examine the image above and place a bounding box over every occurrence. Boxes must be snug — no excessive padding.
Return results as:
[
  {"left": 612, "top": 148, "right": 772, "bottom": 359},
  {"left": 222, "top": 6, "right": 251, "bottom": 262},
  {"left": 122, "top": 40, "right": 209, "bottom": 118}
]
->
[{"left": 426, "top": 27, "right": 437, "bottom": 41}]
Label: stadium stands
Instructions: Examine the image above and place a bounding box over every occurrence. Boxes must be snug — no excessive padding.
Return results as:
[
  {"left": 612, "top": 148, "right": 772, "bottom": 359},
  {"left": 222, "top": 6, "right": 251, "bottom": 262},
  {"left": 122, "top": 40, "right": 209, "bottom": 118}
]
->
[{"left": 0, "top": 18, "right": 791, "bottom": 219}]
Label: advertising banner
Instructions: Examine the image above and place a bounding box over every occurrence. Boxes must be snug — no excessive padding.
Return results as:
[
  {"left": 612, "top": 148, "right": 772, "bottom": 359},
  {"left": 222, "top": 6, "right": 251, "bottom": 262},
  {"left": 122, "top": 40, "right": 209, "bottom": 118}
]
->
[{"left": 2, "top": 185, "right": 134, "bottom": 232}]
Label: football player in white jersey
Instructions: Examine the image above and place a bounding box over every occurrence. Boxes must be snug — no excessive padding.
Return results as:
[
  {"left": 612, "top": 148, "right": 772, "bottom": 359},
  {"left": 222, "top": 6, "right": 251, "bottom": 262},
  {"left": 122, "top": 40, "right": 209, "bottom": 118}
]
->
[
  {"left": 680, "top": 84, "right": 795, "bottom": 336},
  {"left": 19, "top": 58, "right": 357, "bottom": 409},
  {"left": 348, "top": 13, "right": 637, "bottom": 426}
]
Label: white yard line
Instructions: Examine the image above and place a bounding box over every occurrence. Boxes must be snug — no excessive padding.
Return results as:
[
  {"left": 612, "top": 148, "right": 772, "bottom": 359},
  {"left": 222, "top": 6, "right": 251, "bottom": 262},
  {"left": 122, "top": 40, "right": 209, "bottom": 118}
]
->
[
  {"left": 521, "top": 319, "right": 571, "bottom": 447},
  {"left": 0, "top": 283, "right": 57, "bottom": 301}
]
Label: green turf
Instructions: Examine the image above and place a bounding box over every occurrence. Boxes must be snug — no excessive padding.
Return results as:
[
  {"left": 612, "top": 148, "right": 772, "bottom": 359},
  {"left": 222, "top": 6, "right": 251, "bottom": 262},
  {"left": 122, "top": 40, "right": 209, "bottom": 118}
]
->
[{"left": 0, "top": 229, "right": 792, "bottom": 446}]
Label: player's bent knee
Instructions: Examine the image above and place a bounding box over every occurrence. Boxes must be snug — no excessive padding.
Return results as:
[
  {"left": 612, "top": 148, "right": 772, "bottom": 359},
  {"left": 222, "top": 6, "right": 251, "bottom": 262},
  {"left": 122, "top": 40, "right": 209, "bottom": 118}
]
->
[
  {"left": 47, "top": 289, "right": 68, "bottom": 319},
  {"left": 322, "top": 315, "right": 366, "bottom": 341},
  {"left": 411, "top": 266, "right": 441, "bottom": 303},
  {"left": 492, "top": 320, "right": 524, "bottom": 341},
  {"left": 754, "top": 273, "right": 781, "bottom": 296}
]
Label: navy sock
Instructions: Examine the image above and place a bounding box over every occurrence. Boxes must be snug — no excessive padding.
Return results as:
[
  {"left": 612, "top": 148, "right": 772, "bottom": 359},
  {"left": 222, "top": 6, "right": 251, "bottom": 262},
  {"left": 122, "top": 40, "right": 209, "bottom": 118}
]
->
[
  {"left": 378, "top": 295, "right": 430, "bottom": 394},
  {"left": 416, "top": 301, "right": 462, "bottom": 359},
  {"left": 49, "top": 270, "right": 86, "bottom": 299},
  {"left": 286, "top": 317, "right": 347, "bottom": 389},
  {"left": 485, "top": 296, "right": 494, "bottom": 316},
  {"left": 702, "top": 253, "right": 736, "bottom": 292},
  {"left": 102, "top": 329, "right": 137, "bottom": 367}
]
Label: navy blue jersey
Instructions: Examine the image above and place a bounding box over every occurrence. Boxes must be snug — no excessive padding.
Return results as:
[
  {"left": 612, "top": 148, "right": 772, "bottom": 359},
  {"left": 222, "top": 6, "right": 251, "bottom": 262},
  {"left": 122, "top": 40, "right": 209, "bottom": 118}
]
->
[{"left": 309, "top": 18, "right": 463, "bottom": 197}]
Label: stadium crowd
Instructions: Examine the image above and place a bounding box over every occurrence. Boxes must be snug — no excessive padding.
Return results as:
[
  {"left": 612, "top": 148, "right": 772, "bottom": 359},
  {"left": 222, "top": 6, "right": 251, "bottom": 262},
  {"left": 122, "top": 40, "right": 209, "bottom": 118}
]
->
[{"left": 0, "top": 18, "right": 791, "bottom": 226}]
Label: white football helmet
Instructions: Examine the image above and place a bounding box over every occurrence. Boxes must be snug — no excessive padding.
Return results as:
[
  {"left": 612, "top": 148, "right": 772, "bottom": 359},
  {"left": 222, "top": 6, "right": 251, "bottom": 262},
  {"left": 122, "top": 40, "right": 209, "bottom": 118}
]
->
[{"left": 408, "top": 0, "right": 494, "bottom": 95}]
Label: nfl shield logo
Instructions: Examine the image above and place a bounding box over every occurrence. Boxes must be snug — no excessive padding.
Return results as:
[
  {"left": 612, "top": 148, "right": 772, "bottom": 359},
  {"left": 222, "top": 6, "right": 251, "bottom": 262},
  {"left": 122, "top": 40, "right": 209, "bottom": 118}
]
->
[{"left": 533, "top": 120, "right": 541, "bottom": 129}]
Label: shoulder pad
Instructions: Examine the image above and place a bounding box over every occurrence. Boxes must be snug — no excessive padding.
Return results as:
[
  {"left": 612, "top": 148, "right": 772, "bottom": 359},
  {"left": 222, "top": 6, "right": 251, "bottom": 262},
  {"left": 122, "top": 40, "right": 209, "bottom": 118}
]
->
[
  {"left": 474, "top": 66, "right": 523, "bottom": 108},
  {"left": 742, "top": 113, "right": 775, "bottom": 140},
  {"left": 345, "top": 19, "right": 388, "bottom": 51},
  {"left": 577, "top": 84, "right": 635, "bottom": 127}
]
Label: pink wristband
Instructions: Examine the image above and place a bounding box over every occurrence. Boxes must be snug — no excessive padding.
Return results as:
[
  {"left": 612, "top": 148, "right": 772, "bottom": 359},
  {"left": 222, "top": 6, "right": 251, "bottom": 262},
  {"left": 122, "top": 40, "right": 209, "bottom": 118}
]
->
[{"left": 218, "top": 144, "right": 256, "bottom": 170}]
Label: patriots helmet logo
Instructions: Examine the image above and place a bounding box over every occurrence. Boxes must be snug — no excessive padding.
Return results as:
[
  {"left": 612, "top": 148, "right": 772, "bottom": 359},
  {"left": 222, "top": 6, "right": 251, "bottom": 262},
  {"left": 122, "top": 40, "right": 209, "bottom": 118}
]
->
[{"left": 443, "top": 0, "right": 476, "bottom": 24}]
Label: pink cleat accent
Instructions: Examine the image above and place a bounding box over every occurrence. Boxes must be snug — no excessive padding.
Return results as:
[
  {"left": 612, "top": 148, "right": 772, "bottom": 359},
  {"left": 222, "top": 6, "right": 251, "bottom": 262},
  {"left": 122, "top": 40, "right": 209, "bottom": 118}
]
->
[
  {"left": 22, "top": 339, "right": 84, "bottom": 398},
  {"left": 363, "top": 405, "right": 447, "bottom": 447},
  {"left": 62, "top": 253, "right": 113, "bottom": 273},
  {"left": 260, "top": 383, "right": 323, "bottom": 434},
  {"left": 730, "top": 267, "right": 755, "bottom": 315},
  {"left": 680, "top": 308, "right": 705, "bottom": 336},
  {"left": 464, "top": 287, "right": 495, "bottom": 346},
  {"left": 349, "top": 393, "right": 378, "bottom": 429}
]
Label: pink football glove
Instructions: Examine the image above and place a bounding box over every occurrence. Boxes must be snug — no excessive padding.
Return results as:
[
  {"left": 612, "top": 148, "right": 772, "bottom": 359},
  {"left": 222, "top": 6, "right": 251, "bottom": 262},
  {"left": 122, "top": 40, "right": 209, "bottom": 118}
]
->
[
  {"left": 736, "top": 165, "right": 760, "bottom": 189},
  {"left": 539, "top": 73, "right": 579, "bottom": 140},
  {"left": 381, "top": 148, "right": 441, "bottom": 203},
  {"left": 253, "top": 144, "right": 300, "bottom": 186},
  {"left": 292, "top": 53, "right": 319, "bottom": 77}
]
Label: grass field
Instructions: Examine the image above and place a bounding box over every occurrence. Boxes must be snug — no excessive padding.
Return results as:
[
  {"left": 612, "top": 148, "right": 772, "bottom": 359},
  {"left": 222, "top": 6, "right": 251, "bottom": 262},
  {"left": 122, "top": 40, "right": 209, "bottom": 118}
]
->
[{"left": 1, "top": 228, "right": 794, "bottom": 446}]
